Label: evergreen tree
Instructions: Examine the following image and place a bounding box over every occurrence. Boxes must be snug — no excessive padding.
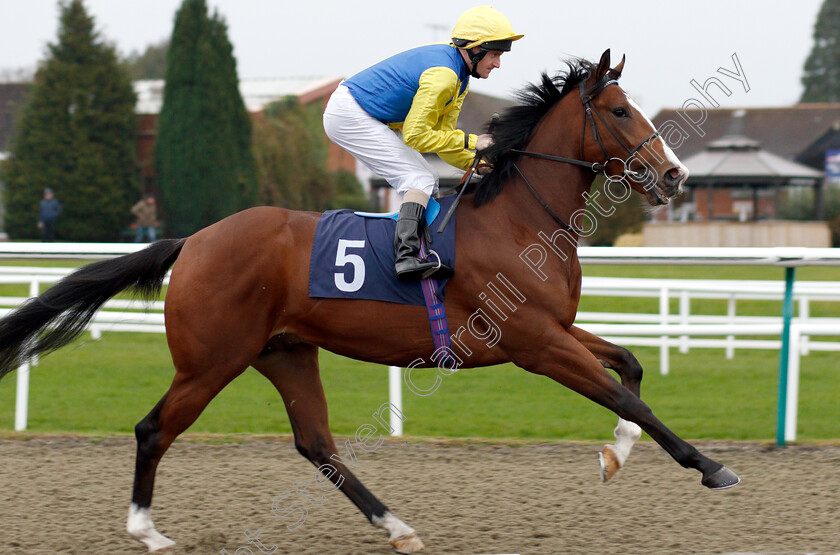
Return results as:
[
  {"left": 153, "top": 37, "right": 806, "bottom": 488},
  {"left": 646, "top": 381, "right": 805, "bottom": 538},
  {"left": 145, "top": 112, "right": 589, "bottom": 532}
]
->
[
  {"left": 1, "top": 0, "right": 138, "bottom": 240},
  {"left": 156, "top": 0, "right": 257, "bottom": 238},
  {"left": 125, "top": 40, "right": 169, "bottom": 80},
  {"left": 801, "top": 0, "right": 840, "bottom": 102}
]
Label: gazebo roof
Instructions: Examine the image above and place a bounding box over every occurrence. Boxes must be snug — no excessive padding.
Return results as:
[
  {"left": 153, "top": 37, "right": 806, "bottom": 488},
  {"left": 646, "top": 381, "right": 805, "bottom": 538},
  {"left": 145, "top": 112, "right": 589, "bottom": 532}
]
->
[{"left": 682, "top": 134, "right": 824, "bottom": 185}]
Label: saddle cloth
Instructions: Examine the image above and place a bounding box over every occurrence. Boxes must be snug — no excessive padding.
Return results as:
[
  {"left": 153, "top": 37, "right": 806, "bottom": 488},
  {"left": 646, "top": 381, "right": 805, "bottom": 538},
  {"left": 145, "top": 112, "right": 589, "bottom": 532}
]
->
[{"left": 308, "top": 196, "right": 457, "bottom": 306}]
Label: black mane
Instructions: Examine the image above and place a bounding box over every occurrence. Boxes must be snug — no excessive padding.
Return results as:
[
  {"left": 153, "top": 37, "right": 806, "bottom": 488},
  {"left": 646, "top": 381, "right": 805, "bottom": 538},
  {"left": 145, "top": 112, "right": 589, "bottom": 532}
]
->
[{"left": 473, "top": 59, "right": 596, "bottom": 206}]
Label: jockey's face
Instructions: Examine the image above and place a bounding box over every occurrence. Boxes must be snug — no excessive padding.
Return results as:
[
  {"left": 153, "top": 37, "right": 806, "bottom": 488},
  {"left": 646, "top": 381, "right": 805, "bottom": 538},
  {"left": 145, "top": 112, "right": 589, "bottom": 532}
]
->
[{"left": 473, "top": 48, "right": 504, "bottom": 79}]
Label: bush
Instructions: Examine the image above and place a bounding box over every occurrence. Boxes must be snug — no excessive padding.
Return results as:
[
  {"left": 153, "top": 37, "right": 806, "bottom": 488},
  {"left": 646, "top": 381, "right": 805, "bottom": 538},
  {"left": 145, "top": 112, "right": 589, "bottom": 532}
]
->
[
  {"left": 779, "top": 186, "right": 840, "bottom": 246},
  {"left": 254, "top": 99, "right": 368, "bottom": 212}
]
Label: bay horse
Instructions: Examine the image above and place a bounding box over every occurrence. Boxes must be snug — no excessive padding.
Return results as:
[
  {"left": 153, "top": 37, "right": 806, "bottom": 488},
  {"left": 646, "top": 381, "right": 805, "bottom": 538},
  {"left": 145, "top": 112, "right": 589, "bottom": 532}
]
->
[{"left": 0, "top": 49, "right": 739, "bottom": 554}]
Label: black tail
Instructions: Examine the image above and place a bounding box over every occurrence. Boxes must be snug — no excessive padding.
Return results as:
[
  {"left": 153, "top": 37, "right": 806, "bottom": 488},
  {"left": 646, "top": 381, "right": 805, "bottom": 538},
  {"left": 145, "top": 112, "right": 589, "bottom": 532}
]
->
[{"left": 0, "top": 238, "right": 186, "bottom": 379}]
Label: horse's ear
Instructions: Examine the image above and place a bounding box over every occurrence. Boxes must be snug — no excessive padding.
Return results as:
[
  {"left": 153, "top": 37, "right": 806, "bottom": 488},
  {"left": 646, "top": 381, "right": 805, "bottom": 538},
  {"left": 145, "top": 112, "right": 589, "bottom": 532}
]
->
[
  {"left": 609, "top": 54, "right": 626, "bottom": 80},
  {"left": 595, "top": 49, "right": 611, "bottom": 80}
]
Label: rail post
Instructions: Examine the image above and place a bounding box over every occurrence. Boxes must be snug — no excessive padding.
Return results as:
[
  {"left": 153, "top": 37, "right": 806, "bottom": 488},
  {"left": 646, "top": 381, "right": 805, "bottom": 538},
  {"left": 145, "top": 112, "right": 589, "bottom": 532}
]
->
[
  {"left": 388, "top": 366, "right": 403, "bottom": 436},
  {"left": 659, "top": 287, "right": 669, "bottom": 375},
  {"left": 776, "top": 266, "right": 796, "bottom": 446},
  {"left": 13, "top": 279, "right": 40, "bottom": 432}
]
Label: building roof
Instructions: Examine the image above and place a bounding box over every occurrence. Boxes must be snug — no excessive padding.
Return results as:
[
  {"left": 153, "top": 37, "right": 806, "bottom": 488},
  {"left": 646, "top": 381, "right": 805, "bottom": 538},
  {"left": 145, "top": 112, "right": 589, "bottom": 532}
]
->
[
  {"left": 796, "top": 125, "right": 840, "bottom": 168},
  {"left": 652, "top": 104, "right": 840, "bottom": 164},
  {"left": 682, "top": 134, "right": 823, "bottom": 185},
  {"left": 133, "top": 76, "right": 344, "bottom": 114}
]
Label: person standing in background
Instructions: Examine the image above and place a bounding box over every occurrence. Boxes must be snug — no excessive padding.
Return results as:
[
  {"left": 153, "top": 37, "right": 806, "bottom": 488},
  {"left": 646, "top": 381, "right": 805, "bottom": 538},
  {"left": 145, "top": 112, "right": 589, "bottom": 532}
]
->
[
  {"left": 131, "top": 193, "right": 158, "bottom": 243},
  {"left": 37, "top": 188, "right": 61, "bottom": 242}
]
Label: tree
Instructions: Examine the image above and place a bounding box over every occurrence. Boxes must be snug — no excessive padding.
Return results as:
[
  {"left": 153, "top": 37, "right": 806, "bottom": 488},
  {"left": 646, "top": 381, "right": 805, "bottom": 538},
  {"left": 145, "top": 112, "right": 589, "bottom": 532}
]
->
[
  {"left": 125, "top": 39, "right": 169, "bottom": 80},
  {"left": 155, "top": 0, "right": 257, "bottom": 238},
  {"left": 585, "top": 176, "right": 647, "bottom": 246},
  {"left": 1, "top": 0, "right": 138, "bottom": 241},
  {"left": 779, "top": 187, "right": 840, "bottom": 246},
  {"left": 253, "top": 98, "right": 368, "bottom": 212},
  {"left": 801, "top": 0, "right": 840, "bottom": 102}
]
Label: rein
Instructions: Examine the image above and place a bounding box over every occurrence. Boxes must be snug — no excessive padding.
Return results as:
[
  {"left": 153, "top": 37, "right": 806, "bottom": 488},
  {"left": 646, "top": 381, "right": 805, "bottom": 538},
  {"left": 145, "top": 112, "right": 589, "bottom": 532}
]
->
[{"left": 508, "top": 76, "right": 661, "bottom": 235}]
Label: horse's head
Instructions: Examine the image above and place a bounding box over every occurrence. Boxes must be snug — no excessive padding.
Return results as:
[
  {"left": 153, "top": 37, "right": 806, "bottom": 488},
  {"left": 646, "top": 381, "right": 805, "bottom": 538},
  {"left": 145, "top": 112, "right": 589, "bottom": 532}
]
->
[{"left": 580, "top": 49, "right": 688, "bottom": 205}]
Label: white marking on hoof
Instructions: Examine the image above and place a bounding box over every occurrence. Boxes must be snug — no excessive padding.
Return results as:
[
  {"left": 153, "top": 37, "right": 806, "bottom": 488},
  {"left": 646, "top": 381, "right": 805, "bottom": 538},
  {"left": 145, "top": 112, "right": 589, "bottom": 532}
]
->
[
  {"left": 599, "top": 446, "right": 620, "bottom": 483},
  {"left": 390, "top": 532, "right": 425, "bottom": 554},
  {"left": 372, "top": 511, "right": 424, "bottom": 553},
  {"left": 127, "top": 503, "right": 176, "bottom": 552}
]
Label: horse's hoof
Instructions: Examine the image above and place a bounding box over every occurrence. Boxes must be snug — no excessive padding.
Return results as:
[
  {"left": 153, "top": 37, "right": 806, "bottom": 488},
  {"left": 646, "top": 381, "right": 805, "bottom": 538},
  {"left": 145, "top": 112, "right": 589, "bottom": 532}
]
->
[
  {"left": 599, "top": 446, "right": 620, "bottom": 483},
  {"left": 701, "top": 466, "right": 740, "bottom": 489},
  {"left": 390, "top": 531, "right": 425, "bottom": 554},
  {"left": 132, "top": 532, "right": 174, "bottom": 552},
  {"left": 127, "top": 505, "right": 176, "bottom": 552},
  {"left": 149, "top": 540, "right": 176, "bottom": 553},
  {"left": 138, "top": 532, "right": 175, "bottom": 552}
]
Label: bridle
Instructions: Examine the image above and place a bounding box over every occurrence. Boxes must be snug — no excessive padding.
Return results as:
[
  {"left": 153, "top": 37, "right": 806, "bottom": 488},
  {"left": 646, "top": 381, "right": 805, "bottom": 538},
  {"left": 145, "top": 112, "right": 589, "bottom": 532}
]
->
[{"left": 509, "top": 74, "right": 661, "bottom": 234}]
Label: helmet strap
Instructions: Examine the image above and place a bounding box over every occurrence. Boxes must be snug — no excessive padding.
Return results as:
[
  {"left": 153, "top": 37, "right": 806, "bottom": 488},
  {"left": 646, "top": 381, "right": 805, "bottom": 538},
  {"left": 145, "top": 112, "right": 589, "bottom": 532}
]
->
[
  {"left": 467, "top": 48, "right": 487, "bottom": 78},
  {"left": 453, "top": 40, "right": 490, "bottom": 78}
]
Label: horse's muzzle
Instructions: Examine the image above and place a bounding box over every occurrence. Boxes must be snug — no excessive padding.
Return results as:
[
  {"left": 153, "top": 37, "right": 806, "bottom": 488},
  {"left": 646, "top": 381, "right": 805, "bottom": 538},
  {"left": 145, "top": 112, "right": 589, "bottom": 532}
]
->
[{"left": 644, "top": 166, "right": 687, "bottom": 206}]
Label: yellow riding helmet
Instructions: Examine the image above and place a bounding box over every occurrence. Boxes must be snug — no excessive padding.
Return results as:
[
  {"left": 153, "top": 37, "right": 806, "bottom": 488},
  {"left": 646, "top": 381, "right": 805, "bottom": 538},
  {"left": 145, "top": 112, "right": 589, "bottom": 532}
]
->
[{"left": 451, "top": 5, "right": 524, "bottom": 52}]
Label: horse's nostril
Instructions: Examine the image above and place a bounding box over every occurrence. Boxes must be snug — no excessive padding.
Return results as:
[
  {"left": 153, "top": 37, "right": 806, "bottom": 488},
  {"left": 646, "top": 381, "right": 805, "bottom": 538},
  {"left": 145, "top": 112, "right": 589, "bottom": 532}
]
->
[{"left": 664, "top": 167, "right": 686, "bottom": 188}]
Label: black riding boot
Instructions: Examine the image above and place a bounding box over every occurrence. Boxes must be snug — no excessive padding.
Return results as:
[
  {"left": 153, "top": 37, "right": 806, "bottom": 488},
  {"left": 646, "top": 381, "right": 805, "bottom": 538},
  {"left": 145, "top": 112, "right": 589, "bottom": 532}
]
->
[{"left": 394, "top": 202, "right": 454, "bottom": 281}]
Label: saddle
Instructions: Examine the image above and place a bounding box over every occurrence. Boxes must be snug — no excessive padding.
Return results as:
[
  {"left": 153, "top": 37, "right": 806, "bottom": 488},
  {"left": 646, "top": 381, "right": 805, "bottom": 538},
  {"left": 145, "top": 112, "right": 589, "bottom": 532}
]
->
[{"left": 353, "top": 197, "right": 442, "bottom": 226}]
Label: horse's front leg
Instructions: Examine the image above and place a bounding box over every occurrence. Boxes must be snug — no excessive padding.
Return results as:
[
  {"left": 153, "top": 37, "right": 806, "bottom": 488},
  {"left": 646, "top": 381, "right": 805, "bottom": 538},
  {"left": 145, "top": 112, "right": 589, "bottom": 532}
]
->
[
  {"left": 569, "top": 325, "right": 643, "bottom": 482},
  {"left": 513, "top": 326, "right": 739, "bottom": 489}
]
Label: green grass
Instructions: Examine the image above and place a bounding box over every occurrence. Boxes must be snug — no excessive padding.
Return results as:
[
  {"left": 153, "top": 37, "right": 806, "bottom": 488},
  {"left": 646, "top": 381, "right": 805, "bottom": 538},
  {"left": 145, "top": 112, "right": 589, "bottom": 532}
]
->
[
  {"left": 0, "top": 262, "right": 838, "bottom": 441},
  {"left": 0, "top": 332, "right": 838, "bottom": 441}
]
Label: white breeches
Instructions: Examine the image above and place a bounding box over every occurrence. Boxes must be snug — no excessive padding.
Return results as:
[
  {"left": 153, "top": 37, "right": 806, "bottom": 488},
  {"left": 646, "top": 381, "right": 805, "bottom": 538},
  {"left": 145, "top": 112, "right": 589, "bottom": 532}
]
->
[{"left": 323, "top": 84, "right": 439, "bottom": 197}]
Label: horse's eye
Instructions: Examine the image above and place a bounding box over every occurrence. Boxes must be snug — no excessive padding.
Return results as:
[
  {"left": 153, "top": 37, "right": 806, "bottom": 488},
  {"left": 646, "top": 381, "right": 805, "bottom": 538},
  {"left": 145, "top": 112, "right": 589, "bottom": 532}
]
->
[{"left": 612, "top": 107, "right": 628, "bottom": 118}]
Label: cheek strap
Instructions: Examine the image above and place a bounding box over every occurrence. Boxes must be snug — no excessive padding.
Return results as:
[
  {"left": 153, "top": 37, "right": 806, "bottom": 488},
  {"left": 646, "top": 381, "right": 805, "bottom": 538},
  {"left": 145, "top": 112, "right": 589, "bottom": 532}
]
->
[{"left": 467, "top": 49, "right": 487, "bottom": 78}]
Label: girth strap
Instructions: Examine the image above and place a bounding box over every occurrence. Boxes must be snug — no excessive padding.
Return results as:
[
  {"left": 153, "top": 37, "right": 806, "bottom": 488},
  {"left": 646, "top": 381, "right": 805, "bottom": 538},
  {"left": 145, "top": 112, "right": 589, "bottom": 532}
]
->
[{"left": 418, "top": 240, "right": 456, "bottom": 365}]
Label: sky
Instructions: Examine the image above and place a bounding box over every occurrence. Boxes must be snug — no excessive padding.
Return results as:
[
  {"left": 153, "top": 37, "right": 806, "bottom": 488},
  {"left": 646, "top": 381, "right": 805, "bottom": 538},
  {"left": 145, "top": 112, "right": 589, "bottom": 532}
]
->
[{"left": 0, "top": 0, "right": 826, "bottom": 119}]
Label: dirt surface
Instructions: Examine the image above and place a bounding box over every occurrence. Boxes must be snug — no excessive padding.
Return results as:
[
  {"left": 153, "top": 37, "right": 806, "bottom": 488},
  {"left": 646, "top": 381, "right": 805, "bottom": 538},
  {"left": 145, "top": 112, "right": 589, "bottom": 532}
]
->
[{"left": 1, "top": 436, "right": 839, "bottom": 554}]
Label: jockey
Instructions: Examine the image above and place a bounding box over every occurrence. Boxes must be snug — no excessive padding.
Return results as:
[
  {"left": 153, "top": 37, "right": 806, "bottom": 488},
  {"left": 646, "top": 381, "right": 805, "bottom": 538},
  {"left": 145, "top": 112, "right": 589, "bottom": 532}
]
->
[{"left": 323, "top": 5, "right": 523, "bottom": 281}]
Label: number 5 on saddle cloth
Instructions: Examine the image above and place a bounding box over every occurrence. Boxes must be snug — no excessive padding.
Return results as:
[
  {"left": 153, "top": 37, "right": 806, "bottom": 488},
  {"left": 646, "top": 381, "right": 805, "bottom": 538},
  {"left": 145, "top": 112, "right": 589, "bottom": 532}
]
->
[{"left": 308, "top": 196, "right": 456, "bottom": 306}]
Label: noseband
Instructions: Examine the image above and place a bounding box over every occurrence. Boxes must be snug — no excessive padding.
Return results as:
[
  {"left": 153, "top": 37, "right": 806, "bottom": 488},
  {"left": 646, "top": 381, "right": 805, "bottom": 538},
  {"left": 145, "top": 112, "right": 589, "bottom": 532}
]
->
[{"left": 509, "top": 76, "right": 661, "bottom": 234}]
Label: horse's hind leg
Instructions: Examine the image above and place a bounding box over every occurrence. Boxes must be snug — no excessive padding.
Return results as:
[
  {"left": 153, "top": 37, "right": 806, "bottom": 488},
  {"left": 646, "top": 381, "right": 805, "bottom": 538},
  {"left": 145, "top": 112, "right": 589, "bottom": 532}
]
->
[
  {"left": 570, "top": 325, "right": 643, "bottom": 482},
  {"left": 128, "top": 367, "right": 246, "bottom": 551},
  {"left": 253, "top": 343, "right": 424, "bottom": 554}
]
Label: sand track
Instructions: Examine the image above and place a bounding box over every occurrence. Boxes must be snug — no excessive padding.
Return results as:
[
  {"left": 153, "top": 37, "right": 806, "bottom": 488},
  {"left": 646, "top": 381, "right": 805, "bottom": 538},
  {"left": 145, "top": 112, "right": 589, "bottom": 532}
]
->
[{"left": 1, "top": 437, "right": 839, "bottom": 554}]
